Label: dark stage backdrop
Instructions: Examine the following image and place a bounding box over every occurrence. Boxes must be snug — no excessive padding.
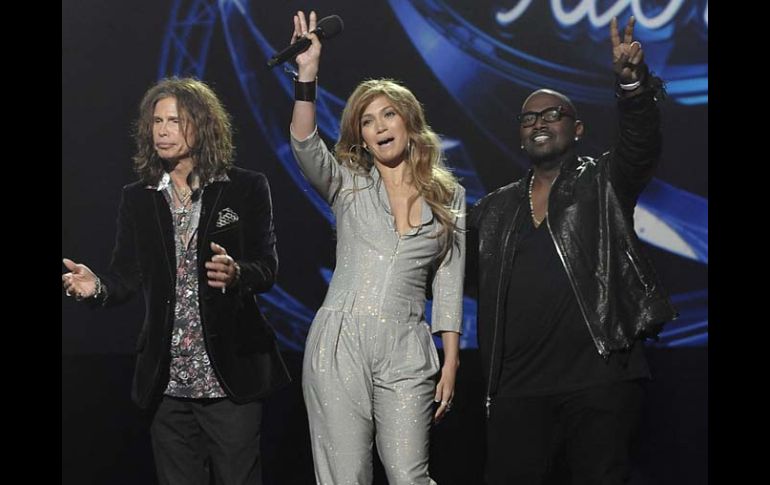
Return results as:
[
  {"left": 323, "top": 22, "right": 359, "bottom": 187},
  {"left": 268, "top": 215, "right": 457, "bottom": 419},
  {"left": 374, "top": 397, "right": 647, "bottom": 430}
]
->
[{"left": 63, "top": 1, "right": 707, "bottom": 483}]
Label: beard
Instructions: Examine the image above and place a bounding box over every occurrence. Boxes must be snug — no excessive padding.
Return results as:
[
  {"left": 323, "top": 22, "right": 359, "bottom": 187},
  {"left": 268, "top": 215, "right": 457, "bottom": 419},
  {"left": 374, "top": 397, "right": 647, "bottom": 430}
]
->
[
  {"left": 527, "top": 146, "right": 570, "bottom": 172},
  {"left": 529, "top": 154, "right": 563, "bottom": 172},
  {"left": 524, "top": 136, "right": 576, "bottom": 171}
]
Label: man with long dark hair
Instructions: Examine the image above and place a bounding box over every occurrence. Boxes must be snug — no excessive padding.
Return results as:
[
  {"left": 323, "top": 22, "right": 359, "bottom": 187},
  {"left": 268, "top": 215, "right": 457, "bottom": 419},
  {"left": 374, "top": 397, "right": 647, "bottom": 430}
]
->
[{"left": 62, "top": 77, "right": 290, "bottom": 485}]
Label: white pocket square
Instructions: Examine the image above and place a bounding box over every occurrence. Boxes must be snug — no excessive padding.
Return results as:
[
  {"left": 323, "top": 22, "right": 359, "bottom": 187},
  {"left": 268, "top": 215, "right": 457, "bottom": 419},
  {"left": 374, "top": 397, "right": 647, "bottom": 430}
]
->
[{"left": 215, "top": 208, "right": 239, "bottom": 228}]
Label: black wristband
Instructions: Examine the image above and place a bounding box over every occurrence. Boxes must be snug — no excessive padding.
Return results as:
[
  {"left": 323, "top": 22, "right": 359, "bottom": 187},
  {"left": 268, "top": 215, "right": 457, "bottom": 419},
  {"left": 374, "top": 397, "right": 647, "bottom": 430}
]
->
[{"left": 294, "top": 77, "right": 317, "bottom": 102}]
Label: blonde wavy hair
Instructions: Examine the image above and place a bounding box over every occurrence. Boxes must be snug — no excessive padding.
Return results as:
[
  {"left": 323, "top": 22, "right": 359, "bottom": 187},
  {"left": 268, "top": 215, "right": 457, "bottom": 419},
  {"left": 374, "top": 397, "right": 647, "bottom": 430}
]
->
[{"left": 334, "top": 79, "right": 461, "bottom": 249}]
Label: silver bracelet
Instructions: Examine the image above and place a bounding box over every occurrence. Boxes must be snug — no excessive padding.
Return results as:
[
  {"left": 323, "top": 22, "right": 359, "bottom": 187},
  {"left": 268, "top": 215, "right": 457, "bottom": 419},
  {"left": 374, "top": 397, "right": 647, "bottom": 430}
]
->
[
  {"left": 619, "top": 79, "right": 642, "bottom": 91},
  {"left": 92, "top": 277, "right": 103, "bottom": 299}
]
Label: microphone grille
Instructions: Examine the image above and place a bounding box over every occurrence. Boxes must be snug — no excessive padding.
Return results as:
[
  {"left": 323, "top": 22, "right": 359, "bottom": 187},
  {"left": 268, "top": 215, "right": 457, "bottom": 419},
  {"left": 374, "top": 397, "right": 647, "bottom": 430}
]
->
[{"left": 316, "top": 15, "right": 344, "bottom": 39}]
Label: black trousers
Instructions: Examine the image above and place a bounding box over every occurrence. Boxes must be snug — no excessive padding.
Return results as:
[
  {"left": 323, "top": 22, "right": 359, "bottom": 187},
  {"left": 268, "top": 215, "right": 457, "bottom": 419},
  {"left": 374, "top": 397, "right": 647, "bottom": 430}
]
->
[
  {"left": 150, "top": 395, "right": 263, "bottom": 485},
  {"left": 485, "top": 380, "right": 644, "bottom": 485}
]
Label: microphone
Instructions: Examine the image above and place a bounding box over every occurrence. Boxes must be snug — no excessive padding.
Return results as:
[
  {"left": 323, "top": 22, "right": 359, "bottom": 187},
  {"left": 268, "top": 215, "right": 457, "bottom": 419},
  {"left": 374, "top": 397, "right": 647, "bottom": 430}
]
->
[{"left": 267, "top": 15, "right": 344, "bottom": 68}]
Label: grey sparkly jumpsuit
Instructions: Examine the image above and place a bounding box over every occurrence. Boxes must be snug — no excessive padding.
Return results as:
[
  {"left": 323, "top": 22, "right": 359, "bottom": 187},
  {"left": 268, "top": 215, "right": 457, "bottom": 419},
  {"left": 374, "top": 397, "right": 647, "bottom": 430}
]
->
[{"left": 291, "top": 129, "right": 465, "bottom": 485}]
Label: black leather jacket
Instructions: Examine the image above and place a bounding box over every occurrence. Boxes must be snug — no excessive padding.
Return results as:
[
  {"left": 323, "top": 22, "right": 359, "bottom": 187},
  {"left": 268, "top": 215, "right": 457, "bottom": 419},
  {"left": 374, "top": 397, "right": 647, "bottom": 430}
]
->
[{"left": 468, "top": 81, "right": 678, "bottom": 414}]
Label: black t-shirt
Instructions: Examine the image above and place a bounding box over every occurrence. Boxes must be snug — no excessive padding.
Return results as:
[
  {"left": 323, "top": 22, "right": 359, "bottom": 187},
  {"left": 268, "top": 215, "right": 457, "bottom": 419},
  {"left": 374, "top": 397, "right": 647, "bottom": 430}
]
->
[{"left": 497, "top": 215, "right": 650, "bottom": 397}]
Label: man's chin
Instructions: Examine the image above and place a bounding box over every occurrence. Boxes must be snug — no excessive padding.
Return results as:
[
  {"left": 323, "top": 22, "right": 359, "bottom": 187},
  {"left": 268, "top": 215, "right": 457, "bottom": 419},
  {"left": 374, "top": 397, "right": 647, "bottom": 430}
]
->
[
  {"left": 529, "top": 153, "right": 564, "bottom": 171},
  {"left": 159, "top": 154, "right": 185, "bottom": 163},
  {"left": 529, "top": 152, "right": 555, "bottom": 164}
]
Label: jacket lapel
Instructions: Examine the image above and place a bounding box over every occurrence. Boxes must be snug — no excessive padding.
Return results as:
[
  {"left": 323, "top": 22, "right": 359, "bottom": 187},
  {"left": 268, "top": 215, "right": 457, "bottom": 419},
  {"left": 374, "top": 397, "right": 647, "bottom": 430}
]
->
[
  {"left": 197, "top": 182, "right": 226, "bottom": 264},
  {"left": 151, "top": 190, "right": 176, "bottom": 283}
]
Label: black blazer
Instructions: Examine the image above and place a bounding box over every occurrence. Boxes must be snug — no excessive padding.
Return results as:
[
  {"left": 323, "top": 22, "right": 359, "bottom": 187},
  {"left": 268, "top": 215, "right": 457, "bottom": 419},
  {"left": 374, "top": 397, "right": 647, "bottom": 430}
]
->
[{"left": 95, "top": 167, "right": 290, "bottom": 409}]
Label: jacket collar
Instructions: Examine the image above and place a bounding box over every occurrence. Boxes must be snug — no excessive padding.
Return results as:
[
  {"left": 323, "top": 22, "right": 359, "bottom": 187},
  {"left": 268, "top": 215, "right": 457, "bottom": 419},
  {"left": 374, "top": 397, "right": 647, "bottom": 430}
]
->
[{"left": 369, "top": 164, "right": 434, "bottom": 228}]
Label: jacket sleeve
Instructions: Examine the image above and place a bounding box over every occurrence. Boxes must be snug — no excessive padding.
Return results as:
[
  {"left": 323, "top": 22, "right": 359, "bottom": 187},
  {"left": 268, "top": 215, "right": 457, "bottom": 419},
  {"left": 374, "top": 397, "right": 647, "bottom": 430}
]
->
[
  {"left": 289, "top": 126, "right": 353, "bottom": 205},
  {"left": 608, "top": 66, "right": 666, "bottom": 210},
  {"left": 430, "top": 185, "right": 466, "bottom": 334},
  {"left": 463, "top": 196, "right": 486, "bottom": 298},
  {"left": 235, "top": 173, "right": 279, "bottom": 294},
  {"left": 91, "top": 187, "right": 143, "bottom": 307}
]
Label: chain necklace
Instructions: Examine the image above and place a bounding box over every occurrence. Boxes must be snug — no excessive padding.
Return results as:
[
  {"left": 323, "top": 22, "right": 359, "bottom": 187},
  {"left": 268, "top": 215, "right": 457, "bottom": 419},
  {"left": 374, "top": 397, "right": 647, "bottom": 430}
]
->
[
  {"left": 528, "top": 174, "right": 542, "bottom": 227},
  {"left": 170, "top": 183, "right": 194, "bottom": 250},
  {"left": 171, "top": 183, "right": 192, "bottom": 207}
]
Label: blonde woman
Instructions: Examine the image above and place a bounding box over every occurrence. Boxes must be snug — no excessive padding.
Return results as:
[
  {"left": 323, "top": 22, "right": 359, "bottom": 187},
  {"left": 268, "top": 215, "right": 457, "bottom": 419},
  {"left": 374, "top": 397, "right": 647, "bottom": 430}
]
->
[{"left": 288, "top": 10, "right": 464, "bottom": 485}]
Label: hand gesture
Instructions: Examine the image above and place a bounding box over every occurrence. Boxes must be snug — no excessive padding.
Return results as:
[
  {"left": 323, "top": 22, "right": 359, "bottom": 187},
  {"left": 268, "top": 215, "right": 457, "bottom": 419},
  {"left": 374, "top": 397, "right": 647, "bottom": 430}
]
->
[
  {"left": 610, "top": 16, "right": 644, "bottom": 84},
  {"left": 205, "top": 242, "right": 238, "bottom": 293},
  {"left": 62, "top": 258, "right": 97, "bottom": 300}
]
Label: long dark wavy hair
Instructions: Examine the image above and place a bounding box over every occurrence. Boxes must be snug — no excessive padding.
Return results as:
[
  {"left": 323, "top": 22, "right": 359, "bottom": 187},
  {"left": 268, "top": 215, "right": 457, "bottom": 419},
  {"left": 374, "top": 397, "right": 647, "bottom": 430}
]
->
[
  {"left": 132, "top": 77, "right": 234, "bottom": 184},
  {"left": 335, "top": 79, "right": 461, "bottom": 248}
]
